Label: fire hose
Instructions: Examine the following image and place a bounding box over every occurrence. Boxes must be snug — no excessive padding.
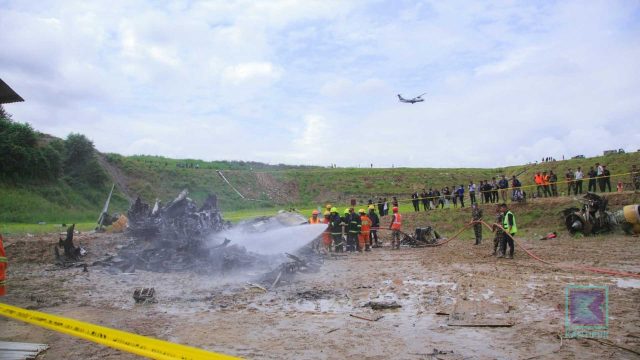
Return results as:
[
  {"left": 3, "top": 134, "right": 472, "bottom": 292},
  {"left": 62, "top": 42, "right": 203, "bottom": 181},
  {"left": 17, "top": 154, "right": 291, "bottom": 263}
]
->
[{"left": 368, "top": 221, "right": 640, "bottom": 279}]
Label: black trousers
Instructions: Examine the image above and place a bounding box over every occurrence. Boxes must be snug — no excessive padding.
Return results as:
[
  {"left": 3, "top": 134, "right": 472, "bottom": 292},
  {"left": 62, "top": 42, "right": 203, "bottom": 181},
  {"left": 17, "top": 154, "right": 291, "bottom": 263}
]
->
[
  {"left": 412, "top": 200, "right": 419, "bottom": 211},
  {"left": 422, "top": 200, "right": 428, "bottom": 211},
  {"left": 598, "top": 178, "right": 605, "bottom": 192},
  {"left": 473, "top": 224, "right": 482, "bottom": 244},
  {"left": 332, "top": 233, "right": 343, "bottom": 252},
  {"left": 604, "top": 179, "right": 611, "bottom": 192},
  {"left": 370, "top": 229, "right": 378, "bottom": 245},
  {"left": 347, "top": 233, "right": 358, "bottom": 252},
  {"left": 588, "top": 179, "right": 596, "bottom": 192},
  {"left": 484, "top": 191, "right": 491, "bottom": 203},
  {"left": 543, "top": 185, "right": 551, "bottom": 197},
  {"left": 459, "top": 195, "right": 465, "bottom": 207},
  {"left": 574, "top": 180, "right": 583, "bottom": 195},
  {"left": 500, "top": 233, "right": 514, "bottom": 256},
  {"left": 470, "top": 192, "right": 476, "bottom": 204}
]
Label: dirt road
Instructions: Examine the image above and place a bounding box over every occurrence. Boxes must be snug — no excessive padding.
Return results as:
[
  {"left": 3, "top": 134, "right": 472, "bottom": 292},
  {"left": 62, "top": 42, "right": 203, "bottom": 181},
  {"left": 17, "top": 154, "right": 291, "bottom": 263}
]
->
[{"left": 1, "top": 217, "right": 639, "bottom": 359}]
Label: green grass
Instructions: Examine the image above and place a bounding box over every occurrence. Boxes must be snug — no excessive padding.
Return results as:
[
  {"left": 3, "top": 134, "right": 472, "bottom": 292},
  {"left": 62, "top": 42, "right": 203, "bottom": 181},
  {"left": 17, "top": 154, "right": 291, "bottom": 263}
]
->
[
  {"left": 0, "top": 222, "right": 96, "bottom": 236},
  {"left": 2, "top": 150, "right": 638, "bottom": 228}
]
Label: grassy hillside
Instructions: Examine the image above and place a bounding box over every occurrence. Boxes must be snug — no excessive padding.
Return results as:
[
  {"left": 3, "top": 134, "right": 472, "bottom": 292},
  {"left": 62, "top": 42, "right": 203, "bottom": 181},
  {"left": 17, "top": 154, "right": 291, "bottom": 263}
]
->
[
  {"left": 110, "top": 151, "right": 639, "bottom": 210},
  {"left": 1, "top": 148, "right": 638, "bottom": 231}
]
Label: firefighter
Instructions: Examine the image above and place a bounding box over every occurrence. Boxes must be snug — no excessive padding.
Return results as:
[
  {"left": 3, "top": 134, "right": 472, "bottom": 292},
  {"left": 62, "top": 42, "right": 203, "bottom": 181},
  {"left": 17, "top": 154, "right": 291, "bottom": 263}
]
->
[
  {"left": 368, "top": 205, "right": 381, "bottom": 248},
  {"left": 0, "top": 233, "right": 6, "bottom": 296},
  {"left": 308, "top": 210, "right": 321, "bottom": 224},
  {"left": 322, "top": 210, "right": 332, "bottom": 251},
  {"left": 388, "top": 206, "right": 402, "bottom": 249},
  {"left": 359, "top": 209, "right": 372, "bottom": 252},
  {"left": 346, "top": 208, "right": 361, "bottom": 252},
  {"left": 329, "top": 207, "right": 344, "bottom": 252}
]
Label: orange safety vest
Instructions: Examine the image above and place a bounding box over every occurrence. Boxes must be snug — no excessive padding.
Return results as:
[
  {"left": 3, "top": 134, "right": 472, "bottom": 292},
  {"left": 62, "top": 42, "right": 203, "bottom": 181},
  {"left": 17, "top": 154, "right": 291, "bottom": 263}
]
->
[
  {"left": 534, "top": 174, "right": 543, "bottom": 185},
  {"left": 391, "top": 213, "right": 402, "bottom": 230},
  {"left": 360, "top": 215, "right": 372, "bottom": 233},
  {"left": 542, "top": 174, "right": 550, "bottom": 185},
  {"left": 309, "top": 216, "right": 321, "bottom": 224},
  {"left": 0, "top": 234, "right": 6, "bottom": 296}
]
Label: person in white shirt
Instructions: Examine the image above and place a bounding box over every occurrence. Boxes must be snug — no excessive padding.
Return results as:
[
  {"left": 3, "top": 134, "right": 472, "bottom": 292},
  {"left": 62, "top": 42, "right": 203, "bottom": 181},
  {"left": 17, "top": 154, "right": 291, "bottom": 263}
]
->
[{"left": 574, "top": 167, "right": 584, "bottom": 195}]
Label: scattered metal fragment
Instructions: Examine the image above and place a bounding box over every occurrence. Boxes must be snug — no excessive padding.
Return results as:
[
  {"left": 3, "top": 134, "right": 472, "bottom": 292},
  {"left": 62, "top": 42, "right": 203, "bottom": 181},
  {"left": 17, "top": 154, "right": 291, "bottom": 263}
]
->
[
  {"left": 133, "top": 287, "right": 156, "bottom": 304},
  {"left": 362, "top": 300, "right": 402, "bottom": 310},
  {"left": 349, "top": 314, "right": 384, "bottom": 322},
  {"left": 0, "top": 341, "right": 49, "bottom": 360}
]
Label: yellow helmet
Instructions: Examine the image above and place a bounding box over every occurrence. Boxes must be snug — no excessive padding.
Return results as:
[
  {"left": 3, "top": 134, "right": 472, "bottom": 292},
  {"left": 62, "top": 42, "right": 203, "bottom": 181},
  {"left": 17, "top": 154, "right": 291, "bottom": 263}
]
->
[
  {"left": 344, "top": 209, "right": 349, "bottom": 214},
  {"left": 323, "top": 210, "right": 330, "bottom": 216},
  {"left": 368, "top": 205, "right": 375, "bottom": 210},
  {"left": 359, "top": 208, "right": 365, "bottom": 214},
  {"left": 312, "top": 210, "right": 319, "bottom": 215},
  {"left": 330, "top": 207, "right": 337, "bottom": 213}
]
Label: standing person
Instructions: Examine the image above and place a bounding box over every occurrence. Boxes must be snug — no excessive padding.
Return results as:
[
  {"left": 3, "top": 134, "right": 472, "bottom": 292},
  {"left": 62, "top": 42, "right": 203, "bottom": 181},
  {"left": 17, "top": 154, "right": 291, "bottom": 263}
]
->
[
  {"left": 491, "top": 177, "right": 499, "bottom": 203},
  {"left": 469, "top": 181, "right": 477, "bottom": 205},
  {"left": 549, "top": 170, "right": 558, "bottom": 196},
  {"left": 358, "top": 209, "right": 372, "bottom": 252},
  {"left": 574, "top": 167, "right": 584, "bottom": 195},
  {"left": 383, "top": 198, "right": 389, "bottom": 216},
  {"left": 421, "top": 189, "right": 429, "bottom": 211},
  {"left": 388, "top": 207, "right": 402, "bottom": 249},
  {"left": 0, "top": 234, "right": 6, "bottom": 296},
  {"left": 483, "top": 180, "right": 492, "bottom": 203},
  {"left": 392, "top": 196, "right": 399, "bottom": 208},
  {"left": 632, "top": 165, "right": 640, "bottom": 192},
  {"left": 411, "top": 191, "right": 420, "bottom": 212},
  {"left": 308, "top": 210, "right": 321, "bottom": 224},
  {"left": 499, "top": 204, "right": 517, "bottom": 259},
  {"left": 471, "top": 203, "right": 483, "bottom": 245},
  {"left": 427, "top": 188, "right": 435, "bottom": 209},
  {"left": 457, "top": 184, "right": 465, "bottom": 208},
  {"left": 587, "top": 166, "right": 597, "bottom": 192},
  {"left": 443, "top": 187, "right": 451, "bottom": 208},
  {"left": 322, "top": 211, "right": 332, "bottom": 252},
  {"left": 603, "top": 165, "right": 612, "bottom": 192},
  {"left": 498, "top": 175, "right": 509, "bottom": 202},
  {"left": 511, "top": 176, "right": 523, "bottom": 201},
  {"left": 451, "top": 186, "right": 458, "bottom": 208},
  {"left": 542, "top": 172, "right": 552, "bottom": 197},
  {"left": 435, "top": 189, "right": 444, "bottom": 209},
  {"left": 491, "top": 205, "right": 505, "bottom": 256},
  {"left": 565, "top": 168, "right": 575, "bottom": 196},
  {"left": 534, "top": 171, "right": 544, "bottom": 198},
  {"left": 368, "top": 205, "right": 381, "bottom": 248},
  {"left": 377, "top": 197, "right": 384, "bottom": 216},
  {"left": 329, "top": 207, "right": 343, "bottom": 252},
  {"left": 596, "top": 162, "right": 605, "bottom": 192},
  {"left": 346, "top": 208, "right": 361, "bottom": 252}
]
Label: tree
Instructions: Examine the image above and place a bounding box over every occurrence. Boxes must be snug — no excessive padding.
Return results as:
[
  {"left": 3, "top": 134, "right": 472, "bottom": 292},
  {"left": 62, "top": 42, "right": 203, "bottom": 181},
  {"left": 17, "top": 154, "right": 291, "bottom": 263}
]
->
[{"left": 63, "top": 133, "right": 107, "bottom": 186}]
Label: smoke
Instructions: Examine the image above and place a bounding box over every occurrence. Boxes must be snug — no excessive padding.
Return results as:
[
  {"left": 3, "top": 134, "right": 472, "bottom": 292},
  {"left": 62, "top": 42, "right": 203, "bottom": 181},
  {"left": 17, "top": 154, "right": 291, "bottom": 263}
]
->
[{"left": 208, "top": 224, "right": 327, "bottom": 255}]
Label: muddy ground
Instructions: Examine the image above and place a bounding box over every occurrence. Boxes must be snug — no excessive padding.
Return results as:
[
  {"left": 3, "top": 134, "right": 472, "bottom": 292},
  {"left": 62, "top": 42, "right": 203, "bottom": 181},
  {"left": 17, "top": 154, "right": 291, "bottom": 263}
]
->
[{"left": 1, "top": 213, "right": 639, "bottom": 360}]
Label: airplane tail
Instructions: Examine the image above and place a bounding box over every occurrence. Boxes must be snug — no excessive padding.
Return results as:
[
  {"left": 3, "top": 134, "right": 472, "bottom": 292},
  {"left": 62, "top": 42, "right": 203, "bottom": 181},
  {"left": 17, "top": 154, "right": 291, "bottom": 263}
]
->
[{"left": 397, "top": 94, "right": 404, "bottom": 100}]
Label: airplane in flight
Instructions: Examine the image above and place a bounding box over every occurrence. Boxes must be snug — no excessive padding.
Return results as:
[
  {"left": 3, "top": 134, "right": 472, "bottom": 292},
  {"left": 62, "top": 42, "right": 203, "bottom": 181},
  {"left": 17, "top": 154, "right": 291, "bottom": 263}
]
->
[{"left": 397, "top": 93, "right": 426, "bottom": 104}]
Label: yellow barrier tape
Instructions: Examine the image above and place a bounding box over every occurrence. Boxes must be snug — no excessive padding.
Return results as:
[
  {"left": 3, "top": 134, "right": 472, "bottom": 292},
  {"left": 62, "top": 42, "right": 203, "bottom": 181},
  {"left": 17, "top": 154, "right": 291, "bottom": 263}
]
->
[{"left": 0, "top": 302, "right": 241, "bottom": 360}]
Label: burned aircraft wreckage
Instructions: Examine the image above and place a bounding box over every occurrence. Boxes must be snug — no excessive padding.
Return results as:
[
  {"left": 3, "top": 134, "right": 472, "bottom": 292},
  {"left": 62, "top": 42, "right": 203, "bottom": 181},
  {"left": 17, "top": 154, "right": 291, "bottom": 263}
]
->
[
  {"left": 562, "top": 192, "right": 640, "bottom": 236},
  {"left": 94, "top": 190, "right": 322, "bottom": 287}
]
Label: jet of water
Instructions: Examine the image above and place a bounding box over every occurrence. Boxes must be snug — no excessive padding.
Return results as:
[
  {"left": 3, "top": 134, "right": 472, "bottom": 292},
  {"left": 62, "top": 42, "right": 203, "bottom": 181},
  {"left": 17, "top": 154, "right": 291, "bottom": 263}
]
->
[{"left": 209, "top": 224, "right": 327, "bottom": 255}]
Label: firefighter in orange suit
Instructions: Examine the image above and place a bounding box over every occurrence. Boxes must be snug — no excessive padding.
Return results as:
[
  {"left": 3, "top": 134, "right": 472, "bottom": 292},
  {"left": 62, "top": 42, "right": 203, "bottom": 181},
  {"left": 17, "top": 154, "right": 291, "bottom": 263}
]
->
[
  {"left": 358, "top": 209, "right": 372, "bottom": 252},
  {"left": 0, "top": 233, "right": 7, "bottom": 296},
  {"left": 322, "top": 211, "right": 332, "bottom": 251},
  {"left": 389, "top": 207, "right": 402, "bottom": 249},
  {"left": 309, "top": 210, "right": 321, "bottom": 224}
]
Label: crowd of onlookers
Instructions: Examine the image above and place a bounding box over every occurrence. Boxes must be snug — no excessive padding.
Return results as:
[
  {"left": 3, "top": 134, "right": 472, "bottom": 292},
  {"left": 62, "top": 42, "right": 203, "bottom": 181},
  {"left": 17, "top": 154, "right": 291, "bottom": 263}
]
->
[{"left": 365, "top": 163, "right": 639, "bottom": 213}]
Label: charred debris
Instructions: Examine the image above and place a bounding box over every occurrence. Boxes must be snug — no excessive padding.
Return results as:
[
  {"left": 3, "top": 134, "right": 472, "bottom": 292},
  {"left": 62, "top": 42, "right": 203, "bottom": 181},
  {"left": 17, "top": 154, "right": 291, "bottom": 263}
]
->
[{"left": 82, "top": 189, "right": 322, "bottom": 288}]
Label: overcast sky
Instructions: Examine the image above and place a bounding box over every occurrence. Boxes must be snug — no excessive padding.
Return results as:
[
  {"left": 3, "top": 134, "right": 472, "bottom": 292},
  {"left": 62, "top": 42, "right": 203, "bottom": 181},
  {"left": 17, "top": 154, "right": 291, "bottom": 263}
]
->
[{"left": 1, "top": 1, "right": 639, "bottom": 168}]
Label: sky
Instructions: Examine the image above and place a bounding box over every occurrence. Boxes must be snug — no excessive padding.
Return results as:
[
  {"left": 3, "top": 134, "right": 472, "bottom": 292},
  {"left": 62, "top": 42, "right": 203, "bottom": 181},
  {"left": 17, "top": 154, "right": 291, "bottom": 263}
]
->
[{"left": 1, "top": 0, "right": 639, "bottom": 168}]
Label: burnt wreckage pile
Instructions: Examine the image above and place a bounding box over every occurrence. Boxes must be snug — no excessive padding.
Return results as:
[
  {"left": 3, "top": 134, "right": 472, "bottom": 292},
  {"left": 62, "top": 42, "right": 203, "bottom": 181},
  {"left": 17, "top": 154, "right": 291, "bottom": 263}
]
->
[{"left": 98, "top": 190, "right": 321, "bottom": 285}]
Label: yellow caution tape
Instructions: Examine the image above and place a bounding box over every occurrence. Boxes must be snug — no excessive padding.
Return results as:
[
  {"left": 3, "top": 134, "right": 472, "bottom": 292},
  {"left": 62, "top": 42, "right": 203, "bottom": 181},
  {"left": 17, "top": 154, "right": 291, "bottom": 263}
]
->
[{"left": 0, "top": 302, "right": 241, "bottom": 360}]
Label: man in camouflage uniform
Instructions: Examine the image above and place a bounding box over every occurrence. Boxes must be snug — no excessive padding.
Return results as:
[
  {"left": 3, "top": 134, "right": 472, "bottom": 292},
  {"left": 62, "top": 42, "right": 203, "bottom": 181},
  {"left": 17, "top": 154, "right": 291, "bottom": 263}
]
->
[
  {"left": 492, "top": 205, "right": 505, "bottom": 256},
  {"left": 471, "top": 203, "right": 483, "bottom": 245}
]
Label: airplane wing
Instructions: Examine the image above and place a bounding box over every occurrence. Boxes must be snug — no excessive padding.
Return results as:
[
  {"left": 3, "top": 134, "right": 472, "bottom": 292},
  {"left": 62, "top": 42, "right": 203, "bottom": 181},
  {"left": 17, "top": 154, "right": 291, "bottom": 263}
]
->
[{"left": 417, "top": 92, "right": 427, "bottom": 98}]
